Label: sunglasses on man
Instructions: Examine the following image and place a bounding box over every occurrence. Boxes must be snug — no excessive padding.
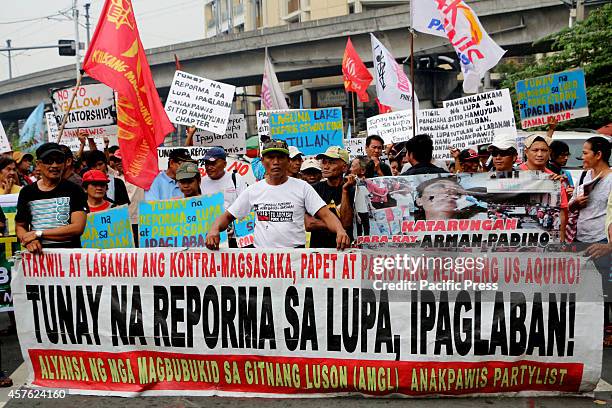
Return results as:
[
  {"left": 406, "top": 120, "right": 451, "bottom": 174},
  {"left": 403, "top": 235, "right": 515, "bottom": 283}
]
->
[
  {"left": 40, "top": 155, "right": 66, "bottom": 165},
  {"left": 490, "top": 149, "right": 515, "bottom": 157}
]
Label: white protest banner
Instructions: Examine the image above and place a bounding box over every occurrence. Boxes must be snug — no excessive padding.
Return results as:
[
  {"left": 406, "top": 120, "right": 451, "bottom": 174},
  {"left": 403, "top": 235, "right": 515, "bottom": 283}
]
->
[
  {"left": 344, "top": 138, "right": 366, "bottom": 159},
  {"left": 157, "top": 146, "right": 255, "bottom": 186},
  {"left": 367, "top": 110, "right": 414, "bottom": 144},
  {"left": 193, "top": 114, "right": 247, "bottom": 154},
  {"left": 417, "top": 109, "right": 451, "bottom": 160},
  {"left": 46, "top": 112, "right": 117, "bottom": 152},
  {"left": 443, "top": 89, "right": 517, "bottom": 150},
  {"left": 12, "top": 248, "right": 602, "bottom": 397},
  {"left": 165, "top": 70, "right": 235, "bottom": 134},
  {"left": 50, "top": 84, "right": 117, "bottom": 132},
  {"left": 0, "top": 120, "right": 11, "bottom": 153}
]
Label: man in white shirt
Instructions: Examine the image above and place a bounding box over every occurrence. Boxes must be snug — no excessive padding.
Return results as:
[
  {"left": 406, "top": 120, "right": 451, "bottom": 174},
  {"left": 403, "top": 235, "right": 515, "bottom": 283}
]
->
[
  {"left": 206, "top": 140, "right": 350, "bottom": 249},
  {"left": 200, "top": 147, "right": 247, "bottom": 248},
  {"left": 200, "top": 147, "right": 247, "bottom": 211}
]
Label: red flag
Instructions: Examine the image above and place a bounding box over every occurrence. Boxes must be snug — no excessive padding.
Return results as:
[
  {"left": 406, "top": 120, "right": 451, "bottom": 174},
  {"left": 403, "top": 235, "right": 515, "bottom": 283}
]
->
[
  {"left": 342, "top": 38, "right": 373, "bottom": 103},
  {"left": 375, "top": 98, "right": 392, "bottom": 114},
  {"left": 82, "top": 0, "right": 174, "bottom": 189}
]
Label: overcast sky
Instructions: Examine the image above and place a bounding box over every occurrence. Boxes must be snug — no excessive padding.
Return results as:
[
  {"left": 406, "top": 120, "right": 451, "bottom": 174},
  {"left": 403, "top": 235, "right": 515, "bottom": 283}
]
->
[{"left": 0, "top": 0, "right": 204, "bottom": 81}]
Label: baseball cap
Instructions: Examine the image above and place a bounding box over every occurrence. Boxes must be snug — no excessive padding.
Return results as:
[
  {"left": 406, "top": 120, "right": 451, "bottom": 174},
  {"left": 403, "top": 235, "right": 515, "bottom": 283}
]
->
[
  {"left": 168, "top": 148, "right": 195, "bottom": 163},
  {"left": 300, "top": 157, "right": 322, "bottom": 172},
  {"left": 316, "top": 146, "right": 350, "bottom": 164},
  {"left": 524, "top": 134, "right": 552, "bottom": 149},
  {"left": 110, "top": 149, "right": 123, "bottom": 160},
  {"left": 288, "top": 146, "right": 303, "bottom": 159},
  {"left": 13, "top": 151, "right": 34, "bottom": 164},
  {"left": 261, "top": 140, "right": 290, "bottom": 157},
  {"left": 82, "top": 169, "right": 109, "bottom": 184},
  {"left": 36, "top": 143, "right": 65, "bottom": 160},
  {"left": 488, "top": 133, "right": 518, "bottom": 151},
  {"left": 176, "top": 161, "right": 200, "bottom": 181},
  {"left": 459, "top": 149, "right": 479, "bottom": 161},
  {"left": 203, "top": 147, "right": 227, "bottom": 162}
]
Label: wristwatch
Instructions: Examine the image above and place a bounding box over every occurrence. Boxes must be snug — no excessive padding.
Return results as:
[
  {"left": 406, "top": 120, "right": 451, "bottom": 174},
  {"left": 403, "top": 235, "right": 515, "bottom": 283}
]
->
[{"left": 35, "top": 230, "right": 43, "bottom": 239}]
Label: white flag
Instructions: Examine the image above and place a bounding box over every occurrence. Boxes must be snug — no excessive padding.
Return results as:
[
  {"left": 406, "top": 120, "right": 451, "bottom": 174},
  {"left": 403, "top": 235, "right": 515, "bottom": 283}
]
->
[
  {"left": 411, "top": 0, "right": 447, "bottom": 38},
  {"left": 412, "top": 0, "right": 505, "bottom": 94},
  {"left": 261, "top": 50, "right": 289, "bottom": 110},
  {"left": 370, "top": 34, "right": 419, "bottom": 111}
]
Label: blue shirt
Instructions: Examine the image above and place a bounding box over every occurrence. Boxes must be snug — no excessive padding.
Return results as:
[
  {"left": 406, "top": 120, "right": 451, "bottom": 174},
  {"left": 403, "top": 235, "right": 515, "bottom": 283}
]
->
[{"left": 144, "top": 171, "right": 183, "bottom": 201}]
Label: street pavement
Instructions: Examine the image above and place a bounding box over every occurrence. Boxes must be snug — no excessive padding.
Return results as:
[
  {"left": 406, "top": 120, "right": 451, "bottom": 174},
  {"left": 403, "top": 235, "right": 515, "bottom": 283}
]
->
[{"left": 0, "top": 313, "right": 609, "bottom": 408}]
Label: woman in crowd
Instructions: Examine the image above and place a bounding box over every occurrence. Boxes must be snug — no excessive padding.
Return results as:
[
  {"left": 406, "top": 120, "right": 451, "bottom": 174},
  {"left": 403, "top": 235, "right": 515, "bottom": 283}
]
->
[
  {"left": 82, "top": 170, "right": 113, "bottom": 213},
  {"left": 569, "top": 137, "right": 612, "bottom": 345},
  {"left": 0, "top": 157, "right": 21, "bottom": 195}
]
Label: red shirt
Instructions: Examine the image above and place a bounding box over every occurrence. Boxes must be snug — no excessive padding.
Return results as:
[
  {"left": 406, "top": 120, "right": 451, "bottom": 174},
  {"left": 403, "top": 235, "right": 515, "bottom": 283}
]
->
[{"left": 88, "top": 201, "right": 111, "bottom": 213}]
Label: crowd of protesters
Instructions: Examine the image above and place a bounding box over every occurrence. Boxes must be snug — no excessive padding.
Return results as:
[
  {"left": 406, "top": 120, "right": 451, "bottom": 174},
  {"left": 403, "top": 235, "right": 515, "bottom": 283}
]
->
[{"left": 1, "top": 126, "right": 611, "bottom": 348}]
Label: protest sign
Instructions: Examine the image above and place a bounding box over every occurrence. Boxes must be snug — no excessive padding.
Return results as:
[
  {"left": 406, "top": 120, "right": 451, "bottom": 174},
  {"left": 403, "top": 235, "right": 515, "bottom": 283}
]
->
[
  {"left": 234, "top": 212, "right": 255, "bottom": 248},
  {"left": 12, "top": 247, "right": 602, "bottom": 396},
  {"left": 0, "top": 120, "right": 11, "bottom": 153},
  {"left": 138, "top": 195, "right": 227, "bottom": 248},
  {"left": 82, "top": 206, "right": 134, "bottom": 249},
  {"left": 193, "top": 114, "right": 247, "bottom": 154},
  {"left": 366, "top": 110, "right": 413, "bottom": 144},
  {"left": 157, "top": 147, "right": 256, "bottom": 186},
  {"left": 443, "top": 89, "right": 516, "bottom": 149},
  {"left": 417, "top": 109, "right": 451, "bottom": 160},
  {"left": 344, "top": 138, "right": 366, "bottom": 159},
  {"left": 516, "top": 69, "right": 589, "bottom": 129},
  {"left": 0, "top": 236, "right": 18, "bottom": 312},
  {"left": 0, "top": 193, "right": 19, "bottom": 236},
  {"left": 269, "top": 108, "right": 343, "bottom": 156},
  {"left": 50, "top": 84, "right": 117, "bottom": 136},
  {"left": 353, "top": 171, "right": 562, "bottom": 247},
  {"left": 165, "top": 70, "right": 235, "bottom": 134},
  {"left": 256, "top": 110, "right": 275, "bottom": 138},
  {"left": 46, "top": 112, "right": 117, "bottom": 152}
]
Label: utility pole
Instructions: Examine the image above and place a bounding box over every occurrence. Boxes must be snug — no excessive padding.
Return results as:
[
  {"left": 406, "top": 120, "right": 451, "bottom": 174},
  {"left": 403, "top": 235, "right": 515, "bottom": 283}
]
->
[
  {"left": 84, "top": 3, "right": 91, "bottom": 47},
  {"left": 73, "top": 0, "right": 81, "bottom": 78},
  {"left": 5, "top": 40, "right": 12, "bottom": 80},
  {"left": 227, "top": 0, "right": 234, "bottom": 34}
]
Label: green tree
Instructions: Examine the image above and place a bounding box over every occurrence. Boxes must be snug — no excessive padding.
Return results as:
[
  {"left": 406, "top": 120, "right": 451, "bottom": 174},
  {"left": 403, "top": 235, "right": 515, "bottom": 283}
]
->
[{"left": 500, "top": 3, "right": 612, "bottom": 130}]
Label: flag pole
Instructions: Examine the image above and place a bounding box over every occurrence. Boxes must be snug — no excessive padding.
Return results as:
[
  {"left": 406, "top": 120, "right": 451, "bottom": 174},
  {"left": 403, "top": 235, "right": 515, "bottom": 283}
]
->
[
  {"left": 56, "top": 72, "right": 83, "bottom": 144},
  {"left": 409, "top": 29, "right": 416, "bottom": 140},
  {"left": 351, "top": 92, "right": 357, "bottom": 136}
]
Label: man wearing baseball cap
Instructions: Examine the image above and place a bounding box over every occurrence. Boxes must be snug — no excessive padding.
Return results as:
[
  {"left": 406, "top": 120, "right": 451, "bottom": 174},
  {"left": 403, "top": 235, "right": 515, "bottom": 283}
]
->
[
  {"left": 288, "top": 146, "right": 304, "bottom": 178},
  {"left": 176, "top": 161, "right": 202, "bottom": 198},
  {"left": 201, "top": 147, "right": 246, "bottom": 211},
  {"left": 145, "top": 148, "right": 195, "bottom": 201},
  {"left": 456, "top": 149, "right": 481, "bottom": 173},
  {"left": 307, "top": 146, "right": 356, "bottom": 248},
  {"left": 200, "top": 147, "right": 247, "bottom": 247},
  {"left": 300, "top": 157, "right": 322, "bottom": 185},
  {"left": 206, "top": 140, "right": 350, "bottom": 249},
  {"left": 488, "top": 133, "right": 518, "bottom": 173},
  {"left": 15, "top": 142, "right": 88, "bottom": 253},
  {"left": 82, "top": 169, "right": 112, "bottom": 213}
]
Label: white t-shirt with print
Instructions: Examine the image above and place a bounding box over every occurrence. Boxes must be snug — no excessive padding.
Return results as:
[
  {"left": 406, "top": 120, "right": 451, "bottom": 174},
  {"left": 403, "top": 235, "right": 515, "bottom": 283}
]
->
[
  {"left": 201, "top": 172, "right": 247, "bottom": 211},
  {"left": 228, "top": 177, "right": 326, "bottom": 248}
]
